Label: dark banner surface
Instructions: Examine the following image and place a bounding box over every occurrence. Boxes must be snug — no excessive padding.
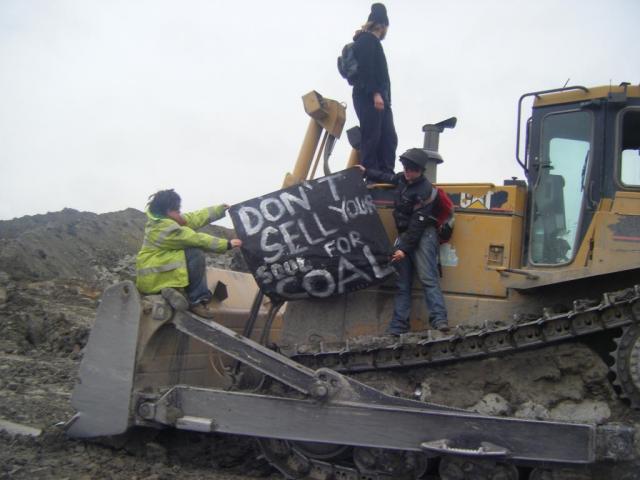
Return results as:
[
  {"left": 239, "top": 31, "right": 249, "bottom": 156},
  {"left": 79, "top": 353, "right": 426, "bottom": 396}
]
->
[{"left": 229, "top": 168, "right": 394, "bottom": 301}]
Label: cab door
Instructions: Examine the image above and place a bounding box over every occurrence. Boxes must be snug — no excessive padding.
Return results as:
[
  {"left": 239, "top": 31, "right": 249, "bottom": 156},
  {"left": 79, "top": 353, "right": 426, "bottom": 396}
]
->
[{"left": 526, "top": 106, "right": 599, "bottom": 266}]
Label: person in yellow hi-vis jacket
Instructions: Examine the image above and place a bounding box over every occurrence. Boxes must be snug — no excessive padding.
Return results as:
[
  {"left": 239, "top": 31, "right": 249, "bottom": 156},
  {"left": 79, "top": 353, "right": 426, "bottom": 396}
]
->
[{"left": 136, "top": 189, "right": 242, "bottom": 319}]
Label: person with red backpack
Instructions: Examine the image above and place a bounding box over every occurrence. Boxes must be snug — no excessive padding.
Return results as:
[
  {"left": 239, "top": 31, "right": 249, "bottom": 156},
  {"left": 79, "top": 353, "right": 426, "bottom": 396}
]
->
[{"left": 358, "top": 148, "right": 450, "bottom": 334}]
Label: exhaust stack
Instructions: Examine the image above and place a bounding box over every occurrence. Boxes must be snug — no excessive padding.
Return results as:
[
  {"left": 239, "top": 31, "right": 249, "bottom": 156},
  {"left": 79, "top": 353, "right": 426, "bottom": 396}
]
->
[{"left": 421, "top": 117, "right": 457, "bottom": 182}]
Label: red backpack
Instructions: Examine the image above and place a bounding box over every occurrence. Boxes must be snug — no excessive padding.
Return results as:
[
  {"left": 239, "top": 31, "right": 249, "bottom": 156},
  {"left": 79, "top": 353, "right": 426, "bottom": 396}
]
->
[{"left": 434, "top": 188, "right": 455, "bottom": 243}]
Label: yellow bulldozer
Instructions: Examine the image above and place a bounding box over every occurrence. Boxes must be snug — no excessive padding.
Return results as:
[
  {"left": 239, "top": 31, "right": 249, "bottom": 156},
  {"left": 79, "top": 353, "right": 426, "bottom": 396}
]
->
[{"left": 67, "top": 83, "right": 640, "bottom": 480}]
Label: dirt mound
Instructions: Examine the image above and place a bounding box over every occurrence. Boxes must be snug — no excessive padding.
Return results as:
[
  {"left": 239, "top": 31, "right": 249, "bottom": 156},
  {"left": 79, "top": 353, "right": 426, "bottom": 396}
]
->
[
  {"left": 0, "top": 208, "right": 145, "bottom": 282},
  {"left": 0, "top": 208, "right": 263, "bottom": 480},
  {"left": 0, "top": 429, "right": 273, "bottom": 480},
  {"left": 0, "top": 208, "right": 240, "bottom": 284}
]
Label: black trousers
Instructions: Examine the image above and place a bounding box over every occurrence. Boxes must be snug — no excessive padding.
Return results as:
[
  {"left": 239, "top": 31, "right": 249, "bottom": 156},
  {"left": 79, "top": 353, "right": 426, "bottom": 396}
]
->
[{"left": 352, "top": 89, "right": 398, "bottom": 174}]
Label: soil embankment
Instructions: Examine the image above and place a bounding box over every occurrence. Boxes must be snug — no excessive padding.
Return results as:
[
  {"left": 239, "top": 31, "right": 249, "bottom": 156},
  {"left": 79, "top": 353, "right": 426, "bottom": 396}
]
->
[{"left": 0, "top": 209, "right": 267, "bottom": 480}]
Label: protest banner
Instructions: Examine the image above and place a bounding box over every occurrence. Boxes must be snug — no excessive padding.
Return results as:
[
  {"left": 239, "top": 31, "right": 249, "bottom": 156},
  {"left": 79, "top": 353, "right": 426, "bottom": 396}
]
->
[{"left": 229, "top": 168, "right": 394, "bottom": 301}]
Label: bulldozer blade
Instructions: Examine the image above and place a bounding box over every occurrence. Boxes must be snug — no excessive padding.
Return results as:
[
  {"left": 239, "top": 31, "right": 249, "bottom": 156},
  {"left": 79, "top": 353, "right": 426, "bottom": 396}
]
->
[{"left": 67, "top": 281, "right": 141, "bottom": 438}]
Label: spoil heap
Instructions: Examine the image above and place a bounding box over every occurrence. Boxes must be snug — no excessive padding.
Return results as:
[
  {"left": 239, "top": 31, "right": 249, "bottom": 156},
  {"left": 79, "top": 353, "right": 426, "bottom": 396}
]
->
[{"left": 0, "top": 208, "right": 266, "bottom": 480}]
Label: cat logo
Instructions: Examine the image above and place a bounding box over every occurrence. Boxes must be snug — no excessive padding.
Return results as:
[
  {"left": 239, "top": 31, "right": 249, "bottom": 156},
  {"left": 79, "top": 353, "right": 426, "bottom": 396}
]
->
[{"left": 460, "top": 191, "right": 494, "bottom": 209}]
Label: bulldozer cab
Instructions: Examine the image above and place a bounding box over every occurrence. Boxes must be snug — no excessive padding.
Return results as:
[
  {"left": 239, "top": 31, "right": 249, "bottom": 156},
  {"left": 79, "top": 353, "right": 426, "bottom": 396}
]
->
[{"left": 506, "top": 84, "right": 640, "bottom": 284}]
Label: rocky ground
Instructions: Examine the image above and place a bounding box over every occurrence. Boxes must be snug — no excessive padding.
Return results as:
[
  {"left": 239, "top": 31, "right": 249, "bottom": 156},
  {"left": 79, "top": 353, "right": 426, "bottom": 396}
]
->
[
  {"left": 0, "top": 208, "right": 639, "bottom": 479},
  {"left": 0, "top": 209, "right": 267, "bottom": 480}
]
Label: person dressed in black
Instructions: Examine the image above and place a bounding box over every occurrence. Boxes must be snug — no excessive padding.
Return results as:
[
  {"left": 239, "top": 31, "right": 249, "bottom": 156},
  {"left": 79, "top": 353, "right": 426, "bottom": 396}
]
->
[
  {"left": 358, "top": 148, "right": 449, "bottom": 334},
  {"left": 352, "top": 3, "right": 397, "bottom": 174}
]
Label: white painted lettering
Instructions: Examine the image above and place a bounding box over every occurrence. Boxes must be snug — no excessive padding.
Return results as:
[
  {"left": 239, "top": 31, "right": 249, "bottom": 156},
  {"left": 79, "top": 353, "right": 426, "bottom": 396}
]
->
[
  {"left": 355, "top": 197, "right": 370, "bottom": 215},
  {"left": 316, "top": 175, "right": 341, "bottom": 201},
  {"left": 278, "top": 220, "right": 308, "bottom": 256},
  {"left": 238, "top": 206, "right": 263, "bottom": 236},
  {"left": 362, "top": 244, "right": 395, "bottom": 279},
  {"left": 323, "top": 240, "right": 337, "bottom": 257},
  {"left": 345, "top": 199, "right": 360, "bottom": 218},
  {"left": 364, "top": 195, "right": 376, "bottom": 213},
  {"left": 313, "top": 212, "right": 338, "bottom": 237},
  {"left": 336, "top": 236, "right": 351, "bottom": 254},
  {"left": 260, "top": 198, "right": 286, "bottom": 222},
  {"left": 270, "top": 263, "right": 286, "bottom": 280},
  {"left": 328, "top": 200, "right": 348, "bottom": 223},
  {"left": 328, "top": 196, "right": 377, "bottom": 223},
  {"left": 337, "top": 256, "right": 371, "bottom": 294},
  {"left": 297, "top": 218, "right": 325, "bottom": 245},
  {"left": 283, "top": 259, "right": 298, "bottom": 275},
  {"left": 275, "top": 277, "right": 308, "bottom": 300},
  {"left": 302, "top": 269, "right": 336, "bottom": 298},
  {"left": 296, "top": 257, "right": 313, "bottom": 272},
  {"left": 349, "top": 231, "right": 363, "bottom": 248},
  {"left": 280, "top": 187, "right": 311, "bottom": 216},
  {"left": 260, "top": 226, "right": 284, "bottom": 263}
]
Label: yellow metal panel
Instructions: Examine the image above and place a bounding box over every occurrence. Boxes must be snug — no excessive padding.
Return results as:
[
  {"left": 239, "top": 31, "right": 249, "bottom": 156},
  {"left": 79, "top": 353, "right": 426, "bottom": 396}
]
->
[
  {"left": 445, "top": 290, "right": 551, "bottom": 328},
  {"left": 433, "top": 183, "right": 526, "bottom": 297},
  {"left": 376, "top": 207, "right": 397, "bottom": 245},
  {"left": 591, "top": 211, "right": 640, "bottom": 268},
  {"left": 500, "top": 207, "right": 640, "bottom": 290},
  {"left": 285, "top": 92, "right": 347, "bottom": 188},
  {"left": 508, "top": 214, "right": 524, "bottom": 270},
  {"left": 571, "top": 214, "right": 597, "bottom": 268},
  {"left": 612, "top": 191, "right": 640, "bottom": 214},
  {"left": 438, "top": 184, "right": 526, "bottom": 216},
  {"left": 204, "top": 268, "right": 283, "bottom": 343},
  {"left": 284, "top": 119, "right": 323, "bottom": 188},
  {"left": 600, "top": 198, "right": 613, "bottom": 212},
  {"left": 301, "top": 90, "right": 346, "bottom": 138},
  {"left": 346, "top": 148, "right": 360, "bottom": 168},
  {"left": 571, "top": 197, "right": 615, "bottom": 269},
  {"left": 441, "top": 213, "right": 519, "bottom": 298}
]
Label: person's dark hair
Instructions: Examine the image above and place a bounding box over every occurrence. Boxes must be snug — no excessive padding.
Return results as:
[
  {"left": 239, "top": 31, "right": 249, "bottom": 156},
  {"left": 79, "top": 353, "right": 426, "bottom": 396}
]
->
[
  {"left": 400, "top": 160, "right": 422, "bottom": 172},
  {"left": 147, "top": 189, "right": 181, "bottom": 216}
]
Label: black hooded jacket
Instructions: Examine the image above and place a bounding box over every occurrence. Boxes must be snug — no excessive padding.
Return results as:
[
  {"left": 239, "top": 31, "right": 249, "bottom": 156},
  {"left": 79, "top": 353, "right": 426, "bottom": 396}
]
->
[
  {"left": 366, "top": 168, "right": 437, "bottom": 253},
  {"left": 352, "top": 31, "right": 391, "bottom": 104}
]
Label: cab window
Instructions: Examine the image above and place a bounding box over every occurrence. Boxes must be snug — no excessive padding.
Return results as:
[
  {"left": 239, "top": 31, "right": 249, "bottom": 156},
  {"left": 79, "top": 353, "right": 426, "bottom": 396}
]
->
[
  {"left": 530, "top": 111, "right": 592, "bottom": 265},
  {"left": 620, "top": 109, "right": 640, "bottom": 187}
]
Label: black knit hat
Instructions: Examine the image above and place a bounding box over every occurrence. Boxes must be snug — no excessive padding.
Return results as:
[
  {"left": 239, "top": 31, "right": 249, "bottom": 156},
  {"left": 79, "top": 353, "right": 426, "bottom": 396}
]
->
[{"left": 367, "top": 3, "right": 389, "bottom": 26}]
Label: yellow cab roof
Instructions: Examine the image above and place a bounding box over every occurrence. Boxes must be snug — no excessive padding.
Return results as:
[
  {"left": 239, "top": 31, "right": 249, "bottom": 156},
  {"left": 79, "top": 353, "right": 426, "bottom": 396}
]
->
[{"left": 533, "top": 84, "right": 640, "bottom": 108}]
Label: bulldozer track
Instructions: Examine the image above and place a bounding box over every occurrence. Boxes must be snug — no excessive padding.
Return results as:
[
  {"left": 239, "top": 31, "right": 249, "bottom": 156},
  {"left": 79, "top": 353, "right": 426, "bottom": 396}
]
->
[
  {"left": 257, "top": 438, "right": 601, "bottom": 480},
  {"left": 287, "top": 286, "right": 640, "bottom": 388},
  {"left": 258, "top": 438, "right": 430, "bottom": 480},
  {"left": 257, "top": 286, "right": 640, "bottom": 478},
  {"left": 610, "top": 322, "right": 640, "bottom": 407}
]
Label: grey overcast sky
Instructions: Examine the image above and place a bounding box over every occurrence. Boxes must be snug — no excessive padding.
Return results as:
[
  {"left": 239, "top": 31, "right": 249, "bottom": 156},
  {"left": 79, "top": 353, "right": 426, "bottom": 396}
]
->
[{"left": 1, "top": 0, "right": 638, "bottom": 225}]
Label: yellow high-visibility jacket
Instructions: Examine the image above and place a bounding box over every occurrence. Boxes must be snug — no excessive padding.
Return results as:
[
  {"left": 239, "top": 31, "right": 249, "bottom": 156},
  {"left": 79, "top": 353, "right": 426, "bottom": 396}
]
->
[{"left": 135, "top": 205, "right": 229, "bottom": 294}]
